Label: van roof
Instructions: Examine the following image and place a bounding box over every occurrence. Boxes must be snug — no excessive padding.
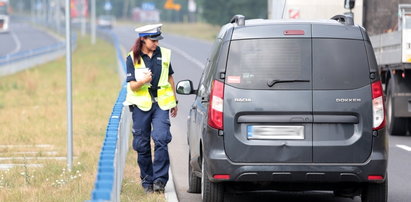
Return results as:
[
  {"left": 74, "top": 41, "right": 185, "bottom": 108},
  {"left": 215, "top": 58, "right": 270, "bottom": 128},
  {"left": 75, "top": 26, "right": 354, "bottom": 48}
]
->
[
  {"left": 244, "top": 18, "right": 347, "bottom": 26},
  {"left": 223, "top": 18, "right": 365, "bottom": 40}
]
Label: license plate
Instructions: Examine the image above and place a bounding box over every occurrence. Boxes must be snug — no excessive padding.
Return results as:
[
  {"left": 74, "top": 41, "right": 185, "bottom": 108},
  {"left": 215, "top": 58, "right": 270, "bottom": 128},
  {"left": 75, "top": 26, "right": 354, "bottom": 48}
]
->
[{"left": 247, "top": 125, "right": 304, "bottom": 140}]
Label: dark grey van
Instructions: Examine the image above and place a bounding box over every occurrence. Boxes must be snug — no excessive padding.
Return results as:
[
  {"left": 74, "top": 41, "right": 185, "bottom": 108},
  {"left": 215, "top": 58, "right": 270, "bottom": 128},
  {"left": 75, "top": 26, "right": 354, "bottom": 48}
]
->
[{"left": 176, "top": 15, "right": 387, "bottom": 202}]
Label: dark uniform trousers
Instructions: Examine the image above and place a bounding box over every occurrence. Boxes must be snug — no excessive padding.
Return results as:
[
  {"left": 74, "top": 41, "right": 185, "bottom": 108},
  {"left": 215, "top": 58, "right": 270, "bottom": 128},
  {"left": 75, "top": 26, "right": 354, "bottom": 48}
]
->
[{"left": 131, "top": 103, "right": 172, "bottom": 188}]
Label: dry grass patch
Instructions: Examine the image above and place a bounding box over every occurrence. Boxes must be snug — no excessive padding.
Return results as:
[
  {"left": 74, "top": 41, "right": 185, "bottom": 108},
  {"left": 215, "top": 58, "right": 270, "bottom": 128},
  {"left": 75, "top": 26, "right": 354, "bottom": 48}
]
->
[{"left": 0, "top": 36, "right": 120, "bottom": 201}]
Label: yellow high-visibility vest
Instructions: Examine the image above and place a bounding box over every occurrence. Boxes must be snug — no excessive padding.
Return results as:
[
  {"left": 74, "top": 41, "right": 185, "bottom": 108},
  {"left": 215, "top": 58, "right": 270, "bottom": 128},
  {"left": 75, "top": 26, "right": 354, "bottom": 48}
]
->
[{"left": 125, "top": 47, "right": 176, "bottom": 111}]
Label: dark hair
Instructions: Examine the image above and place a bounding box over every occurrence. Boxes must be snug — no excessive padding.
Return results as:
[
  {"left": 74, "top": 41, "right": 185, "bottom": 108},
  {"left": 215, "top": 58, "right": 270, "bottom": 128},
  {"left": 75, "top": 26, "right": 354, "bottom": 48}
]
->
[{"left": 131, "top": 37, "right": 146, "bottom": 65}]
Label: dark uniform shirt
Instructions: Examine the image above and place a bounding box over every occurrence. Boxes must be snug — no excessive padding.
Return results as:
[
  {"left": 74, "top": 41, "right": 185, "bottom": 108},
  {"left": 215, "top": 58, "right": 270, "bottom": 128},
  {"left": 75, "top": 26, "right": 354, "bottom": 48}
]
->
[{"left": 126, "top": 46, "right": 174, "bottom": 97}]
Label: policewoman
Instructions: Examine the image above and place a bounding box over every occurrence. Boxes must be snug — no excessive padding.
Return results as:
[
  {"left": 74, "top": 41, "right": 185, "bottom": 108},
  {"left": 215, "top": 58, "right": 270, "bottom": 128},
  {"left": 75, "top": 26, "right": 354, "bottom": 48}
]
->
[{"left": 124, "top": 24, "right": 178, "bottom": 193}]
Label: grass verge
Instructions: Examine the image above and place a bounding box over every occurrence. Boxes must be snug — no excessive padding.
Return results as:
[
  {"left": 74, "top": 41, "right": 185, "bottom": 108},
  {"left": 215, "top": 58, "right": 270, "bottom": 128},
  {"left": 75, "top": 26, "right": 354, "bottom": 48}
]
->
[{"left": 0, "top": 35, "right": 163, "bottom": 201}]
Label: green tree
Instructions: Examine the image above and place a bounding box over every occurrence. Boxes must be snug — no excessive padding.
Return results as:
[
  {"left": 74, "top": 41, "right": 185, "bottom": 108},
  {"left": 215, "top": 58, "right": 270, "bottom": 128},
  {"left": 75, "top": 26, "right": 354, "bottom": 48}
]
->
[
  {"left": 200, "top": 0, "right": 267, "bottom": 25},
  {"left": 100, "top": 0, "right": 187, "bottom": 22}
]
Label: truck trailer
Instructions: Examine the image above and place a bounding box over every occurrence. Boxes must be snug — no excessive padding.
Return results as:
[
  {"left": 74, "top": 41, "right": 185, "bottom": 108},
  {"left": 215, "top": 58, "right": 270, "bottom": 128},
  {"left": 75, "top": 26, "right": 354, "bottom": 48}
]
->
[{"left": 370, "top": 4, "right": 411, "bottom": 135}]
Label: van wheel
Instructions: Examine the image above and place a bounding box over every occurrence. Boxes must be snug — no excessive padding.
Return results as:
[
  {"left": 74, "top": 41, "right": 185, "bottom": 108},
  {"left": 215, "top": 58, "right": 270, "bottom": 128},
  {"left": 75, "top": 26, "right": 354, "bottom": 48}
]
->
[
  {"left": 187, "top": 153, "right": 201, "bottom": 193},
  {"left": 201, "top": 156, "right": 224, "bottom": 202},
  {"left": 361, "top": 179, "right": 388, "bottom": 202},
  {"left": 386, "top": 81, "right": 407, "bottom": 135}
]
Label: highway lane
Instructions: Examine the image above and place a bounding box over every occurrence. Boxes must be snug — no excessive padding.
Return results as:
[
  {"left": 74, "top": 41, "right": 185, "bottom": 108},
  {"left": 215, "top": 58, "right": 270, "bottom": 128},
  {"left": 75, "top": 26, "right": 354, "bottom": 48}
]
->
[
  {"left": 387, "top": 136, "right": 411, "bottom": 202},
  {"left": 113, "top": 25, "right": 411, "bottom": 202},
  {"left": 0, "top": 19, "right": 60, "bottom": 57},
  {"left": 0, "top": 30, "right": 16, "bottom": 56}
]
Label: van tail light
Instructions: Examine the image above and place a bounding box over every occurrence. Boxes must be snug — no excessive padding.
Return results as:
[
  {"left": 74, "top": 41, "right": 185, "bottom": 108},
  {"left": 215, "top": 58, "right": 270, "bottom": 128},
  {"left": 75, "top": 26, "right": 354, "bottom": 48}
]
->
[
  {"left": 208, "top": 80, "right": 224, "bottom": 130},
  {"left": 372, "top": 81, "right": 385, "bottom": 130}
]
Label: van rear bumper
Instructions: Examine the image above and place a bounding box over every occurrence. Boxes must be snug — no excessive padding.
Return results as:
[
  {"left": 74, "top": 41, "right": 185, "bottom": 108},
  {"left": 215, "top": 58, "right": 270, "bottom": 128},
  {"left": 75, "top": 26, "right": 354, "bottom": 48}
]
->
[{"left": 203, "top": 127, "right": 387, "bottom": 183}]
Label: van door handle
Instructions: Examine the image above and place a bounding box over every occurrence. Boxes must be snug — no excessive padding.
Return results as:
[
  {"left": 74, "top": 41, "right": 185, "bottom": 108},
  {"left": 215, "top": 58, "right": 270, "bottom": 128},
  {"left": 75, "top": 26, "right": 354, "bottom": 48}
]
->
[
  {"left": 192, "top": 105, "right": 197, "bottom": 110},
  {"left": 237, "top": 115, "right": 312, "bottom": 123},
  {"left": 313, "top": 115, "right": 359, "bottom": 124}
]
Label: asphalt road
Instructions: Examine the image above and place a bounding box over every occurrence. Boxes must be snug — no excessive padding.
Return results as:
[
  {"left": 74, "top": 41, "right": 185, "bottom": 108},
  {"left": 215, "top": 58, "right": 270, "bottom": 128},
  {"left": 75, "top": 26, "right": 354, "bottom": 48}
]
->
[
  {"left": 0, "top": 19, "right": 60, "bottom": 57},
  {"left": 113, "top": 25, "right": 411, "bottom": 202}
]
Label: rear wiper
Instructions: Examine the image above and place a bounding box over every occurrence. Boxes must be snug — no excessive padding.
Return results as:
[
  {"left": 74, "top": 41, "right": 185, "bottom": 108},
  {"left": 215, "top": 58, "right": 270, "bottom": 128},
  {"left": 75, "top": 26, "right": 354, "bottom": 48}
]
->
[{"left": 267, "top": 79, "right": 310, "bottom": 87}]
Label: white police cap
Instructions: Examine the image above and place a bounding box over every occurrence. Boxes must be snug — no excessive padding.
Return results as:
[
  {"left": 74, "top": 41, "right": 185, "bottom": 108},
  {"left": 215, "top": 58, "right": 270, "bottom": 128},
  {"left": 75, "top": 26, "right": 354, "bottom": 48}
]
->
[{"left": 134, "top": 24, "right": 164, "bottom": 40}]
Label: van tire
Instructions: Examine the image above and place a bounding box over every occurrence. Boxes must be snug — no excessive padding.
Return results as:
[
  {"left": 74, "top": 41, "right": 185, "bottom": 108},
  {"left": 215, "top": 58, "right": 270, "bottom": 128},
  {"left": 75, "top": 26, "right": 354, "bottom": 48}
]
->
[
  {"left": 386, "top": 81, "right": 407, "bottom": 135},
  {"left": 361, "top": 178, "right": 388, "bottom": 202},
  {"left": 201, "top": 156, "right": 224, "bottom": 202},
  {"left": 187, "top": 153, "right": 201, "bottom": 193}
]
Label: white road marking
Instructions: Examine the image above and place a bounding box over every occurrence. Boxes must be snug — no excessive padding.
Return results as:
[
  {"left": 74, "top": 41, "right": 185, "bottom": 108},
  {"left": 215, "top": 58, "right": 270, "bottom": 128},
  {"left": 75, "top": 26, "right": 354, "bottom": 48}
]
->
[
  {"left": 118, "top": 41, "right": 205, "bottom": 70},
  {"left": 116, "top": 28, "right": 205, "bottom": 69},
  {"left": 396, "top": 144, "right": 411, "bottom": 151},
  {"left": 0, "top": 164, "right": 43, "bottom": 170},
  {"left": 161, "top": 41, "right": 205, "bottom": 69},
  {"left": 165, "top": 168, "right": 178, "bottom": 202},
  {"left": 0, "top": 144, "right": 54, "bottom": 148},
  {"left": 10, "top": 31, "right": 22, "bottom": 54}
]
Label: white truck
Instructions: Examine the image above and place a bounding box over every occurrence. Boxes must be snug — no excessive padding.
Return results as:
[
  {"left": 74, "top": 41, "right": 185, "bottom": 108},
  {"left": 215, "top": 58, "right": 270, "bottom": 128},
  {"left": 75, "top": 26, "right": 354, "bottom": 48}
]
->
[
  {"left": 0, "top": 0, "right": 9, "bottom": 33},
  {"left": 370, "top": 4, "right": 411, "bottom": 135}
]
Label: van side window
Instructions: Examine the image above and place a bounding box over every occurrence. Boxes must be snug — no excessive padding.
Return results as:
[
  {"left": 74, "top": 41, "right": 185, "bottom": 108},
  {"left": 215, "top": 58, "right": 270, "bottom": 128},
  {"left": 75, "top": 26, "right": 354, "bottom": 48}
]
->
[{"left": 202, "top": 40, "right": 222, "bottom": 95}]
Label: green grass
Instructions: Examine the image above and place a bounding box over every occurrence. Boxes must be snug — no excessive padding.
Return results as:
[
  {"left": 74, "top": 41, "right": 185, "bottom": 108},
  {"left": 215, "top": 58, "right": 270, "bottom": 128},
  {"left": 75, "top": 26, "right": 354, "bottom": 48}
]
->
[{"left": 0, "top": 35, "right": 164, "bottom": 201}]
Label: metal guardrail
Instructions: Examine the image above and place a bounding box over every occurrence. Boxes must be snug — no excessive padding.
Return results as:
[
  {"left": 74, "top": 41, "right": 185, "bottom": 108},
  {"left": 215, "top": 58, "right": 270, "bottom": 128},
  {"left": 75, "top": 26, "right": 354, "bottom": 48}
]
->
[
  {"left": 0, "top": 37, "right": 76, "bottom": 66},
  {"left": 90, "top": 89, "right": 130, "bottom": 202},
  {"left": 0, "top": 30, "right": 77, "bottom": 77},
  {"left": 89, "top": 30, "right": 131, "bottom": 202}
]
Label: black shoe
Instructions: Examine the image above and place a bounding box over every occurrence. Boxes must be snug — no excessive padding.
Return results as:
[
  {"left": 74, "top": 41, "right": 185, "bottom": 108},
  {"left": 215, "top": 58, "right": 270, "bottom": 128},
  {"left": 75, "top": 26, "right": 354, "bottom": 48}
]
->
[
  {"left": 153, "top": 181, "right": 165, "bottom": 193},
  {"left": 143, "top": 185, "right": 153, "bottom": 193}
]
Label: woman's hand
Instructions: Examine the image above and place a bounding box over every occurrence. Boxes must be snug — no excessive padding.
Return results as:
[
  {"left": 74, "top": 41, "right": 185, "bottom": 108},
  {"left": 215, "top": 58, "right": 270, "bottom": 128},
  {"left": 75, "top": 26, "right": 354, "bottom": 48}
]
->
[
  {"left": 170, "top": 106, "right": 178, "bottom": 118},
  {"left": 143, "top": 70, "right": 152, "bottom": 84}
]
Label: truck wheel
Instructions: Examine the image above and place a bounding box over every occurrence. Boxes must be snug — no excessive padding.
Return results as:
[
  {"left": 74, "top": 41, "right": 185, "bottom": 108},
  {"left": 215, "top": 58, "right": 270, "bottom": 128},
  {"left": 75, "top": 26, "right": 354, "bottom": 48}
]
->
[
  {"left": 201, "top": 156, "right": 224, "bottom": 202},
  {"left": 187, "top": 153, "right": 201, "bottom": 193},
  {"left": 361, "top": 178, "right": 388, "bottom": 202},
  {"left": 386, "top": 81, "right": 407, "bottom": 135},
  {"left": 408, "top": 119, "right": 411, "bottom": 134}
]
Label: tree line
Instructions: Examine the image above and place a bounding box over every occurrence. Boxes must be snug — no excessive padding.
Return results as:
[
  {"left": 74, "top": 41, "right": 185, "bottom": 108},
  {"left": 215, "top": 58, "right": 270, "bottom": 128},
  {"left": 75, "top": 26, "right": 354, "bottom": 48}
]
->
[
  {"left": 10, "top": 0, "right": 268, "bottom": 26},
  {"left": 106, "top": 0, "right": 268, "bottom": 25}
]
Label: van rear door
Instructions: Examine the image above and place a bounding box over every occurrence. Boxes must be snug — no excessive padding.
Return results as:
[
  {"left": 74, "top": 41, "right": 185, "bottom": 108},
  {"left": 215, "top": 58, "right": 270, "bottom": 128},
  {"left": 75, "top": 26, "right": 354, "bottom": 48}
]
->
[
  {"left": 223, "top": 25, "right": 313, "bottom": 163},
  {"left": 311, "top": 32, "right": 373, "bottom": 163}
]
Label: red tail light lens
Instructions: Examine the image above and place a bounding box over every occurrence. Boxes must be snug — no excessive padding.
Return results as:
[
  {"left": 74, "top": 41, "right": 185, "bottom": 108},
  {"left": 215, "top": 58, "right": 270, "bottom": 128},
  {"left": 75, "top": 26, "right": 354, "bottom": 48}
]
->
[
  {"left": 372, "top": 81, "right": 383, "bottom": 99},
  {"left": 208, "top": 80, "right": 224, "bottom": 130},
  {"left": 368, "top": 175, "right": 384, "bottom": 181},
  {"left": 372, "top": 81, "right": 385, "bottom": 130},
  {"left": 213, "top": 174, "right": 230, "bottom": 180}
]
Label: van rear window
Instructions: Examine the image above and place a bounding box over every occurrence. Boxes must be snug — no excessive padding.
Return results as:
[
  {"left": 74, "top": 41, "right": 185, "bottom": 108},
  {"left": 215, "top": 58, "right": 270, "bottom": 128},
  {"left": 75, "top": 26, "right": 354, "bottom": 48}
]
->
[
  {"left": 225, "top": 39, "right": 311, "bottom": 90},
  {"left": 312, "top": 39, "right": 370, "bottom": 90}
]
